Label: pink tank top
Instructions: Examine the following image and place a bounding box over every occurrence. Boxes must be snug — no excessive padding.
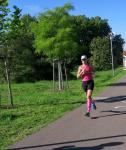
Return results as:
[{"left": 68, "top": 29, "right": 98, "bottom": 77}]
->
[{"left": 81, "top": 64, "right": 93, "bottom": 81}]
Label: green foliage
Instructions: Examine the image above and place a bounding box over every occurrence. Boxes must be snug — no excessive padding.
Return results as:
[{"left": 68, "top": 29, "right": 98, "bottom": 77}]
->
[
  {"left": 89, "top": 16, "right": 111, "bottom": 38},
  {"left": 112, "top": 34, "right": 125, "bottom": 67},
  {"left": 71, "top": 15, "right": 111, "bottom": 65},
  {"left": 0, "top": 0, "right": 9, "bottom": 83},
  {"left": 8, "top": 5, "right": 22, "bottom": 40},
  {"left": 31, "top": 3, "right": 78, "bottom": 60},
  {"left": 90, "top": 34, "right": 125, "bottom": 71},
  {"left": 8, "top": 14, "right": 37, "bottom": 82},
  {"left": 90, "top": 36, "right": 111, "bottom": 70},
  {"left": 0, "top": 0, "right": 8, "bottom": 6},
  {"left": 0, "top": 0, "right": 9, "bottom": 46},
  {"left": 71, "top": 15, "right": 90, "bottom": 61},
  {"left": 0, "top": 2, "right": 125, "bottom": 82}
]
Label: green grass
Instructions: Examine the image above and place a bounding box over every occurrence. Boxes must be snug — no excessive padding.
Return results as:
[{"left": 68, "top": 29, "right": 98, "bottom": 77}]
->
[{"left": 0, "top": 67, "right": 126, "bottom": 149}]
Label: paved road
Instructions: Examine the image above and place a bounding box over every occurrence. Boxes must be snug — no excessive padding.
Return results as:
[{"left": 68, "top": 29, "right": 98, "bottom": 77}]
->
[{"left": 8, "top": 75, "right": 126, "bottom": 150}]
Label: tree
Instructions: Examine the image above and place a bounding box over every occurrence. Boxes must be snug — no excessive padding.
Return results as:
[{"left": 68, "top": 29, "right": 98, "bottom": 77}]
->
[
  {"left": 0, "top": 0, "right": 13, "bottom": 106},
  {"left": 90, "top": 36, "right": 111, "bottom": 71},
  {"left": 8, "top": 13, "right": 37, "bottom": 82},
  {"left": 31, "top": 3, "right": 79, "bottom": 90},
  {"left": 89, "top": 16, "right": 111, "bottom": 38},
  {"left": 0, "top": 0, "right": 9, "bottom": 47},
  {"left": 8, "top": 5, "right": 22, "bottom": 39},
  {"left": 71, "top": 15, "right": 90, "bottom": 65},
  {"left": 31, "top": 3, "right": 78, "bottom": 60},
  {"left": 0, "top": 0, "right": 7, "bottom": 77},
  {"left": 112, "top": 34, "right": 125, "bottom": 68},
  {"left": 71, "top": 15, "right": 111, "bottom": 66}
]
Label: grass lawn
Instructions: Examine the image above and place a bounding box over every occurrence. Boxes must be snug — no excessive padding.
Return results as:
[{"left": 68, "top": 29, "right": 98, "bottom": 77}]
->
[{"left": 0, "top": 67, "right": 126, "bottom": 149}]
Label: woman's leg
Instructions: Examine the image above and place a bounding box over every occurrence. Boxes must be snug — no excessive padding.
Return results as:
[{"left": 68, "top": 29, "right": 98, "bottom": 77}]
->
[
  {"left": 92, "top": 99, "right": 97, "bottom": 110},
  {"left": 86, "top": 90, "right": 96, "bottom": 112},
  {"left": 86, "top": 89, "right": 93, "bottom": 113}
]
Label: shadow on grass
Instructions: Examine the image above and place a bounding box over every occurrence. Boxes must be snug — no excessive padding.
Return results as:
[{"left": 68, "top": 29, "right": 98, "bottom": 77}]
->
[
  {"left": 7, "top": 134, "right": 125, "bottom": 150},
  {"left": 4, "top": 95, "right": 126, "bottom": 108},
  {"left": 0, "top": 105, "right": 17, "bottom": 109},
  {"left": 0, "top": 113, "right": 22, "bottom": 121},
  {"left": 0, "top": 101, "right": 85, "bottom": 109}
]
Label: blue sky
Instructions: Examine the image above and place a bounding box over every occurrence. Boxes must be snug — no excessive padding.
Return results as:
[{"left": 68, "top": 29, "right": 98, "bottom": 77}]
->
[{"left": 9, "top": 0, "right": 126, "bottom": 48}]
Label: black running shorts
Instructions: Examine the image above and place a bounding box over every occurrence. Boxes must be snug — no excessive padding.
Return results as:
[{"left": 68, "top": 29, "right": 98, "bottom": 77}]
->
[{"left": 82, "top": 80, "right": 94, "bottom": 92}]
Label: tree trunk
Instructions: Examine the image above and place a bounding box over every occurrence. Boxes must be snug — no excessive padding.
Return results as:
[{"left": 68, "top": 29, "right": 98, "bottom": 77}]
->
[
  {"left": 53, "top": 59, "right": 55, "bottom": 91},
  {"left": 60, "top": 61, "right": 64, "bottom": 90},
  {"left": 5, "top": 59, "right": 13, "bottom": 107},
  {"left": 64, "top": 61, "right": 69, "bottom": 89},
  {"left": 58, "top": 60, "right": 61, "bottom": 90}
]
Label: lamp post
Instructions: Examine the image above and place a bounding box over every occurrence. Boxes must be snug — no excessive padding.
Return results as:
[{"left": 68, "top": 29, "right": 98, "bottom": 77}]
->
[{"left": 109, "top": 32, "right": 115, "bottom": 76}]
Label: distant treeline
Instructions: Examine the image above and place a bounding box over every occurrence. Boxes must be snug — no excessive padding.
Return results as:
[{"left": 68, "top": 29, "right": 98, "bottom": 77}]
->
[{"left": 0, "top": 1, "right": 124, "bottom": 82}]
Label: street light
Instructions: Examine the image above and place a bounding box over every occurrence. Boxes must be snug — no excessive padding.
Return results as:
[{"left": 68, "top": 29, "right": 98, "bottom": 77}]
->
[{"left": 109, "top": 32, "right": 115, "bottom": 76}]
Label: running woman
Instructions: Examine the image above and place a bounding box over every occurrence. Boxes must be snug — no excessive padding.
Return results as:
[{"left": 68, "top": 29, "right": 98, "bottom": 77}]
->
[{"left": 77, "top": 55, "right": 96, "bottom": 117}]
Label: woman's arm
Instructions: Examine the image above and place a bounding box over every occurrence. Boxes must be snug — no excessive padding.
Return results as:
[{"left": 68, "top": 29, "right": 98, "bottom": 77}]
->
[{"left": 77, "top": 66, "right": 84, "bottom": 78}]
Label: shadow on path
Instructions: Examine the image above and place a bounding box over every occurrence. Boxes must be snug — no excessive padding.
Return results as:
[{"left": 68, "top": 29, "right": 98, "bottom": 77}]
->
[
  {"left": 96, "top": 95, "right": 126, "bottom": 103},
  {"left": 53, "top": 142, "right": 123, "bottom": 150},
  {"left": 8, "top": 134, "right": 126, "bottom": 150},
  {"left": 91, "top": 110, "right": 126, "bottom": 119},
  {"left": 108, "top": 82, "right": 126, "bottom": 86}
]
